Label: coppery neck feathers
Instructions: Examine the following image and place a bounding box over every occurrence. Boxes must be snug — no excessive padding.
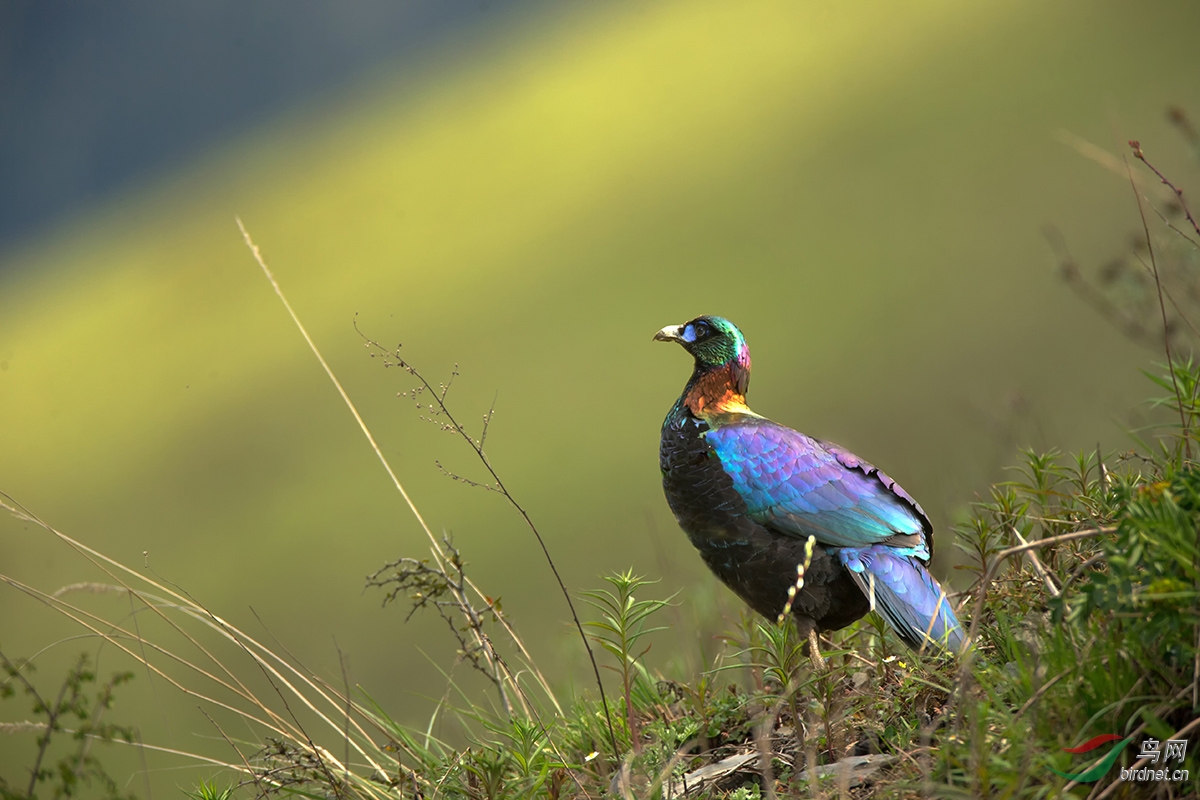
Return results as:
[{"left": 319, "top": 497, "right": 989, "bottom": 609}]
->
[{"left": 683, "top": 362, "right": 752, "bottom": 417}]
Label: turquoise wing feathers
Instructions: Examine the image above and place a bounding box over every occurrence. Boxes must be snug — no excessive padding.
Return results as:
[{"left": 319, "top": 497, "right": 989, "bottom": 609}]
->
[{"left": 703, "top": 421, "right": 932, "bottom": 558}]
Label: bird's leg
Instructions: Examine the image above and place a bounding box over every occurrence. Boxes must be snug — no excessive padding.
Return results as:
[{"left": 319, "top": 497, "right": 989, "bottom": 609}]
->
[{"left": 794, "top": 617, "right": 827, "bottom": 671}]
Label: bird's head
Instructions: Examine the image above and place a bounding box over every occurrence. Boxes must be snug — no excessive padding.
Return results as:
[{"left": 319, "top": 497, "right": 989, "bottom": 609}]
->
[{"left": 655, "top": 316, "right": 751, "bottom": 395}]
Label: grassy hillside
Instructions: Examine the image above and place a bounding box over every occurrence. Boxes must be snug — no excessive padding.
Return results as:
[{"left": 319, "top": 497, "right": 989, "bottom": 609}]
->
[{"left": 2, "top": 0, "right": 1200, "bottom": 795}]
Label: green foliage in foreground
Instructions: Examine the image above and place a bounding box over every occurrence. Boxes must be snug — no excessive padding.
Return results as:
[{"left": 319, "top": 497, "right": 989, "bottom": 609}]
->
[
  {"left": 3, "top": 364, "right": 1198, "bottom": 799},
  {"left": 0, "top": 651, "right": 135, "bottom": 800}
]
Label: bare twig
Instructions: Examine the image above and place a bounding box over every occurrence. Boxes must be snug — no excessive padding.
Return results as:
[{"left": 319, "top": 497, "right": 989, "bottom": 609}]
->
[
  {"left": 236, "top": 218, "right": 438, "bottom": 559},
  {"left": 1127, "top": 249, "right": 1200, "bottom": 341},
  {"left": 236, "top": 220, "right": 541, "bottom": 719},
  {"left": 1132, "top": 140, "right": 1200, "bottom": 239},
  {"left": 1129, "top": 145, "right": 1200, "bottom": 690},
  {"left": 199, "top": 708, "right": 271, "bottom": 797},
  {"left": 1045, "top": 227, "right": 1162, "bottom": 352},
  {"left": 236, "top": 221, "right": 619, "bottom": 761},
  {"left": 1126, "top": 143, "right": 1191, "bottom": 459},
  {"left": 1148, "top": 197, "right": 1200, "bottom": 250},
  {"left": 960, "top": 526, "right": 1115, "bottom": 655},
  {"left": 335, "top": 640, "right": 351, "bottom": 787},
  {"left": 1009, "top": 527, "right": 1060, "bottom": 597},
  {"left": 365, "top": 540, "right": 515, "bottom": 712},
  {"left": 355, "top": 324, "right": 619, "bottom": 754}
]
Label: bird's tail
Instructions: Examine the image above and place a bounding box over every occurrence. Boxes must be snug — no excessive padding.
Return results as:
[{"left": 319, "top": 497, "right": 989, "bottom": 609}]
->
[{"left": 837, "top": 546, "right": 964, "bottom": 652}]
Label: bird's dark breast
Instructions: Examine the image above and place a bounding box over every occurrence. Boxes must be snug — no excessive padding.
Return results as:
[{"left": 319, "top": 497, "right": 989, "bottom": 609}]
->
[{"left": 659, "top": 413, "right": 868, "bottom": 631}]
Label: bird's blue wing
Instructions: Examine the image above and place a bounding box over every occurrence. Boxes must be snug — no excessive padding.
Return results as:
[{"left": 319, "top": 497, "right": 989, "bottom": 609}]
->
[{"left": 703, "top": 420, "right": 931, "bottom": 557}]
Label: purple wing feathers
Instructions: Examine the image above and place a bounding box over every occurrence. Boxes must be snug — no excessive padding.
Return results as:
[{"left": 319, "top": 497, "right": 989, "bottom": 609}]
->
[{"left": 705, "top": 421, "right": 931, "bottom": 555}]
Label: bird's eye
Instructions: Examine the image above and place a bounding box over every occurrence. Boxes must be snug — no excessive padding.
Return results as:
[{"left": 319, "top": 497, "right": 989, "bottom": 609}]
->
[{"left": 693, "top": 321, "right": 710, "bottom": 338}]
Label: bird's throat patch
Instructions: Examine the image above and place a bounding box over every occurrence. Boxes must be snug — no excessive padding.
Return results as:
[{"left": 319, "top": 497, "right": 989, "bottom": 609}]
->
[{"left": 685, "top": 368, "right": 752, "bottom": 418}]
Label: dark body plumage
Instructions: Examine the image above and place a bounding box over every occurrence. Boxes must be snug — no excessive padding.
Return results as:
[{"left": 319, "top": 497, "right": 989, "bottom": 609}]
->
[
  {"left": 660, "top": 405, "right": 871, "bottom": 631},
  {"left": 656, "top": 316, "right": 962, "bottom": 653}
]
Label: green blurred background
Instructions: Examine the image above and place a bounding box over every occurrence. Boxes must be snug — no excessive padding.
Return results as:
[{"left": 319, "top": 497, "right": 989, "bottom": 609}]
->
[{"left": 2, "top": 0, "right": 1199, "bottom": 793}]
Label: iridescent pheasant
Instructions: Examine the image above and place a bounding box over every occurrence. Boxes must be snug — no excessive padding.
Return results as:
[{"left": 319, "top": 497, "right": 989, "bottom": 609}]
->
[{"left": 655, "top": 315, "right": 963, "bottom": 665}]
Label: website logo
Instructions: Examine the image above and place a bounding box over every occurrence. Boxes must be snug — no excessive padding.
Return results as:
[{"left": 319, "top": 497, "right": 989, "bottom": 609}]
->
[
  {"left": 1050, "top": 733, "right": 1190, "bottom": 784},
  {"left": 1049, "top": 735, "right": 1132, "bottom": 782}
]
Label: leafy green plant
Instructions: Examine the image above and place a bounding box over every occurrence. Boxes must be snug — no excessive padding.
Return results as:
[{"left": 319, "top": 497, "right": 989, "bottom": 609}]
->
[
  {"left": 0, "top": 649, "right": 135, "bottom": 800},
  {"left": 582, "top": 570, "right": 674, "bottom": 755},
  {"left": 185, "top": 782, "right": 235, "bottom": 800}
]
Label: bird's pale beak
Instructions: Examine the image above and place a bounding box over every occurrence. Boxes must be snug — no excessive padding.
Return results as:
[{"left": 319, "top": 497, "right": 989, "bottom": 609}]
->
[{"left": 654, "top": 324, "right": 684, "bottom": 343}]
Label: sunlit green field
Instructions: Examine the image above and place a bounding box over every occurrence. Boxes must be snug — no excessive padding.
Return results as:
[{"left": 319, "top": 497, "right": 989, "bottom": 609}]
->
[{"left": 2, "top": 0, "right": 1198, "bottom": 792}]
